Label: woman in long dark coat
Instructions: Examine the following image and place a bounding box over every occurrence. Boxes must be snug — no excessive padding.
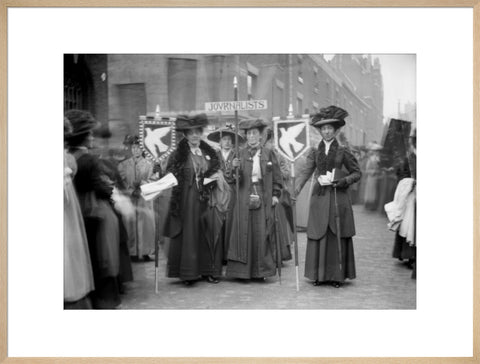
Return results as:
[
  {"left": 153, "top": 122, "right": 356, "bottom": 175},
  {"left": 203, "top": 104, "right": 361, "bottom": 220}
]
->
[
  {"left": 163, "top": 114, "right": 221, "bottom": 285},
  {"left": 226, "top": 119, "right": 283, "bottom": 280},
  {"left": 295, "top": 106, "right": 361, "bottom": 288}
]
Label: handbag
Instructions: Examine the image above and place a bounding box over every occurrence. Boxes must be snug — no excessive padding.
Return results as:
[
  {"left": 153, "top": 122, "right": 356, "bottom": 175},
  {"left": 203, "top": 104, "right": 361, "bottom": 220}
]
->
[{"left": 248, "top": 184, "right": 262, "bottom": 210}]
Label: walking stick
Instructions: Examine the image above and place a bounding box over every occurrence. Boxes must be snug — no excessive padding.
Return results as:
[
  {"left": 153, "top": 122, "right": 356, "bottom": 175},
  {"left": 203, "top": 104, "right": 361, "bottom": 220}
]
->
[
  {"left": 154, "top": 233, "right": 159, "bottom": 294},
  {"left": 233, "top": 77, "right": 240, "bottom": 253},
  {"left": 273, "top": 205, "right": 282, "bottom": 285},
  {"left": 133, "top": 159, "right": 140, "bottom": 260},
  {"left": 154, "top": 164, "right": 162, "bottom": 293},
  {"left": 333, "top": 186, "right": 343, "bottom": 273},
  {"left": 290, "top": 162, "right": 300, "bottom": 292}
]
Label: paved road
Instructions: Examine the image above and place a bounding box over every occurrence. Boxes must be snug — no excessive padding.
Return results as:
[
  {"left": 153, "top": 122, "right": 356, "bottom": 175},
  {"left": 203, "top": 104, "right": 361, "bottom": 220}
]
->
[{"left": 118, "top": 205, "right": 416, "bottom": 309}]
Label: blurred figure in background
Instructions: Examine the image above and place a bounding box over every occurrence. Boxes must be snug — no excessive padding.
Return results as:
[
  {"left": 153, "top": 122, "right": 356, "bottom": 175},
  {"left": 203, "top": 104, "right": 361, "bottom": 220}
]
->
[
  {"left": 64, "top": 117, "right": 94, "bottom": 309},
  {"left": 364, "top": 142, "right": 382, "bottom": 210},
  {"left": 391, "top": 129, "right": 417, "bottom": 277},
  {"left": 356, "top": 147, "right": 368, "bottom": 205},
  {"left": 152, "top": 159, "right": 171, "bottom": 259},
  {"left": 94, "top": 129, "right": 134, "bottom": 287},
  {"left": 349, "top": 146, "right": 362, "bottom": 205},
  {"left": 118, "top": 135, "right": 156, "bottom": 262},
  {"left": 66, "top": 109, "right": 122, "bottom": 309}
]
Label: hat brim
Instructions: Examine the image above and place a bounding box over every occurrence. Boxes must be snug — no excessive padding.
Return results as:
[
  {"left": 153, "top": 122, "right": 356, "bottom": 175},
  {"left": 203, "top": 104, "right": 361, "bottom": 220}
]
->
[
  {"left": 176, "top": 124, "right": 207, "bottom": 131},
  {"left": 67, "top": 121, "right": 101, "bottom": 138},
  {"left": 238, "top": 124, "right": 268, "bottom": 131},
  {"left": 312, "top": 118, "right": 345, "bottom": 129},
  {"left": 207, "top": 130, "right": 244, "bottom": 144}
]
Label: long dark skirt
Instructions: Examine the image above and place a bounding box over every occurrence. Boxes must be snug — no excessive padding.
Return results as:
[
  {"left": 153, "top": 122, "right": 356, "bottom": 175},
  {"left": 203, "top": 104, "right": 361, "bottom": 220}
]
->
[
  {"left": 305, "top": 228, "right": 356, "bottom": 282},
  {"left": 167, "top": 186, "right": 223, "bottom": 280},
  {"left": 392, "top": 233, "right": 416, "bottom": 260},
  {"left": 84, "top": 210, "right": 122, "bottom": 309},
  {"left": 226, "top": 191, "right": 276, "bottom": 279},
  {"left": 222, "top": 183, "right": 236, "bottom": 262},
  {"left": 276, "top": 202, "right": 293, "bottom": 261}
]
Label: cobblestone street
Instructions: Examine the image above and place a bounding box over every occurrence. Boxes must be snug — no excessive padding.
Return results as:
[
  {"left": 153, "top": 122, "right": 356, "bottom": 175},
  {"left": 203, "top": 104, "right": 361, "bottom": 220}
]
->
[{"left": 118, "top": 205, "right": 416, "bottom": 309}]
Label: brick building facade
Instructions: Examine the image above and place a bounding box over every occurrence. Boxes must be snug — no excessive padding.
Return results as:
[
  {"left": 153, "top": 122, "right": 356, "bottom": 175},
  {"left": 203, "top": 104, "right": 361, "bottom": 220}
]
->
[{"left": 64, "top": 54, "right": 384, "bottom": 148}]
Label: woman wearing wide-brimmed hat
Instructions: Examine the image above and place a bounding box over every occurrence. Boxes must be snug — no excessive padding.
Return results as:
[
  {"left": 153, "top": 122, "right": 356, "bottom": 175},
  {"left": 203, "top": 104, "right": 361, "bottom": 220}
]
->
[
  {"left": 226, "top": 118, "right": 283, "bottom": 280},
  {"left": 207, "top": 125, "right": 244, "bottom": 263},
  {"left": 117, "top": 135, "right": 156, "bottom": 262},
  {"left": 163, "top": 114, "right": 222, "bottom": 285},
  {"left": 295, "top": 106, "right": 361, "bottom": 288},
  {"left": 65, "top": 109, "right": 122, "bottom": 308}
]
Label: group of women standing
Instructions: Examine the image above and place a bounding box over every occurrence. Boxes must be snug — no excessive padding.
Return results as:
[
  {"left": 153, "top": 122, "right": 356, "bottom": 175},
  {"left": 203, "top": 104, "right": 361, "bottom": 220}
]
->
[
  {"left": 64, "top": 104, "right": 362, "bottom": 309},
  {"left": 64, "top": 110, "right": 133, "bottom": 309},
  {"left": 163, "top": 105, "right": 361, "bottom": 288},
  {"left": 64, "top": 109, "right": 159, "bottom": 309}
]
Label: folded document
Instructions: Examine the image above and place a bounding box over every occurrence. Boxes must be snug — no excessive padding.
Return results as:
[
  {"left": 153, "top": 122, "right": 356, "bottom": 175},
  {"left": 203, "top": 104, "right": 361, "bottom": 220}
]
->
[{"left": 141, "top": 173, "right": 178, "bottom": 201}]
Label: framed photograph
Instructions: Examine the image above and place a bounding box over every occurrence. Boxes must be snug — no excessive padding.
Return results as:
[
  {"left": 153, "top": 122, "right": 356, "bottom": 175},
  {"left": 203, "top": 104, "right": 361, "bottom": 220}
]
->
[{"left": 1, "top": 1, "right": 478, "bottom": 363}]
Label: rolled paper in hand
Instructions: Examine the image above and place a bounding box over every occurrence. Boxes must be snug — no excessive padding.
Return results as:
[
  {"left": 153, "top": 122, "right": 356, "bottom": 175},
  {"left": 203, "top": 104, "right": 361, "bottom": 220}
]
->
[{"left": 141, "top": 172, "right": 178, "bottom": 201}]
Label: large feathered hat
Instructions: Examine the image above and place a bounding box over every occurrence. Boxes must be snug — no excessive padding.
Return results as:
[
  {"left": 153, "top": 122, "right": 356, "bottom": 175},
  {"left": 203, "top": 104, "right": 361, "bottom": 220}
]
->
[{"left": 311, "top": 105, "right": 348, "bottom": 129}]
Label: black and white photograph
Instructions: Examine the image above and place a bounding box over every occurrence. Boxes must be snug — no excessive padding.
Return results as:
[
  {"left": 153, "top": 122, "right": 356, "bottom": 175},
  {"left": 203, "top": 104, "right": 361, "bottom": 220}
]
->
[
  {"left": 5, "top": 4, "right": 476, "bottom": 360},
  {"left": 63, "top": 53, "right": 417, "bottom": 310}
]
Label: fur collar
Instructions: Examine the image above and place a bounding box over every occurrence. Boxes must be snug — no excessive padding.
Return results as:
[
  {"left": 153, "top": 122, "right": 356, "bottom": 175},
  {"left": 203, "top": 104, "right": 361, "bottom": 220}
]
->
[{"left": 167, "top": 138, "right": 220, "bottom": 216}]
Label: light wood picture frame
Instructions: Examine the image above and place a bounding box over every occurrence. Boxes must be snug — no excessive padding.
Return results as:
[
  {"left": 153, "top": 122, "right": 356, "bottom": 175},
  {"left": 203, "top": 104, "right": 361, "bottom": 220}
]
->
[{"left": 0, "top": 1, "right": 478, "bottom": 363}]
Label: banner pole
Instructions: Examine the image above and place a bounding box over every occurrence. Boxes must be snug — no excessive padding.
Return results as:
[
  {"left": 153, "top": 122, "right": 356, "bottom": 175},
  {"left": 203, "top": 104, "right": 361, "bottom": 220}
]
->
[
  {"left": 233, "top": 77, "right": 240, "bottom": 255},
  {"left": 291, "top": 162, "right": 300, "bottom": 292}
]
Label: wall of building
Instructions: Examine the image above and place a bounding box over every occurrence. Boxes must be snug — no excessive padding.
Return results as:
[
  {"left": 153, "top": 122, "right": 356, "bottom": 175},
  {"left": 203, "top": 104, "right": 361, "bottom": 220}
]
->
[{"left": 65, "top": 53, "right": 385, "bottom": 148}]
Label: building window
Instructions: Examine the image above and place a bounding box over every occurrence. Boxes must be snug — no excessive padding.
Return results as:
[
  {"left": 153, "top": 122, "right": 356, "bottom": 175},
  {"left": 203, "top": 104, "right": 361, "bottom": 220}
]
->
[
  {"left": 273, "top": 84, "right": 284, "bottom": 117},
  {"left": 247, "top": 72, "right": 257, "bottom": 100},
  {"left": 297, "top": 57, "right": 303, "bottom": 84},
  {"left": 64, "top": 80, "right": 83, "bottom": 110}
]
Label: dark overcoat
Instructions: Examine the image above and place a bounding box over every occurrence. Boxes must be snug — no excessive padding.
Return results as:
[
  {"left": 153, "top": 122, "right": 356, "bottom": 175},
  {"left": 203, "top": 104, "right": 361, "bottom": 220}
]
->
[
  {"left": 163, "top": 139, "right": 221, "bottom": 279},
  {"left": 227, "top": 146, "right": 282, "bottom": 264},
  {"left": 163, "top": 139, "right": 220, "bottom": 238},
  {"left": 295, "top": 139, "right": 361, "bottom": 240}
]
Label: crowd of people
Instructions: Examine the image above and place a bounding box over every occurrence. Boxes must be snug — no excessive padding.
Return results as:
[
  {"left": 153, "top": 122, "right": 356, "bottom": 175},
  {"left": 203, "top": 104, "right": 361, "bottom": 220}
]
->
[
  {"left": 64, "top": 105, "right": 416, "bottom": 309},
  {"left": 347, "top": 130, "right": 417, "bottom": 278}
]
